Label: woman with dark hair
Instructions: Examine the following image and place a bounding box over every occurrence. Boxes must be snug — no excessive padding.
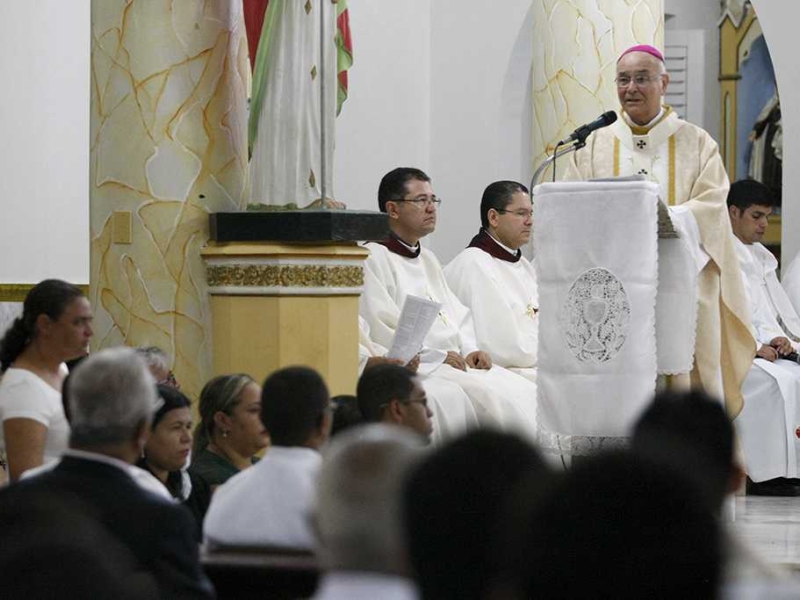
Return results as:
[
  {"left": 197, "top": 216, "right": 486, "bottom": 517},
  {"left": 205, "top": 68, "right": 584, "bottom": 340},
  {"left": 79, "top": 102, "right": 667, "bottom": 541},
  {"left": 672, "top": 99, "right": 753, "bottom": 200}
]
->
[
  {"left": 189, "top": 373, "right": 269, "bottom": 491},
  {"left": 0, "top": 279, "right": 92, "bottom": 480},
  {"left": 138, "top": 385, "right": 210, "bottom": 538}
]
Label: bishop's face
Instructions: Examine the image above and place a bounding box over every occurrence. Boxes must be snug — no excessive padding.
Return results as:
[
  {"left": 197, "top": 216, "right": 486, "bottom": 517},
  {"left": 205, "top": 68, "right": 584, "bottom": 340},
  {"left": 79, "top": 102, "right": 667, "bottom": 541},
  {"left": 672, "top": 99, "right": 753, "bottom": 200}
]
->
[
  {"left": 616, "top": 51, "right": 669, "bottom": 126},
  {"left": 730, "top": 203, "right": 772, "bottom": 245},
  {"left": 386, "top": 178, "right": 438, "bottom": 244}
]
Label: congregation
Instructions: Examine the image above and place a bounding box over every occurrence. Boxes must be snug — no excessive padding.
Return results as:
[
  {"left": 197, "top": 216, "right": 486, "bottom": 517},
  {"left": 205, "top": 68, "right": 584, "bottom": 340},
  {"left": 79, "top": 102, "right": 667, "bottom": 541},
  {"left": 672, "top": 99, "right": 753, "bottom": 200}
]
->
[{"left": 4, "top": 43, "right": 800, "bottom": 599}]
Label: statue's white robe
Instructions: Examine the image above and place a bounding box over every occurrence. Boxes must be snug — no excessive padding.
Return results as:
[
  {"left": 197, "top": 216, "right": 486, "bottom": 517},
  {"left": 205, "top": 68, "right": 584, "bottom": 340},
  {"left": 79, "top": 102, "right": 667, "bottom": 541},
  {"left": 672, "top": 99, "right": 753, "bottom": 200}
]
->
[
  {"left": 360, "top": 243, "right": 538, "bottom": 440},
  {"left": 734, "top": 240, "right": 800, "bottom": 481}
]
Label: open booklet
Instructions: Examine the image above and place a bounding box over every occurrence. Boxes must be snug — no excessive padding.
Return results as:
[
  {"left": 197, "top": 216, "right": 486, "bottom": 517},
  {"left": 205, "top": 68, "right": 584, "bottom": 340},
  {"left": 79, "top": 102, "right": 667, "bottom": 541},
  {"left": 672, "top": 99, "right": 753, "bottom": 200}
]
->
[
  {"left": 590, "top": 175, "right": 678, "bottom": 238},
  {"left": 386, "top": 295, "right": 442, "bottom": 363}
]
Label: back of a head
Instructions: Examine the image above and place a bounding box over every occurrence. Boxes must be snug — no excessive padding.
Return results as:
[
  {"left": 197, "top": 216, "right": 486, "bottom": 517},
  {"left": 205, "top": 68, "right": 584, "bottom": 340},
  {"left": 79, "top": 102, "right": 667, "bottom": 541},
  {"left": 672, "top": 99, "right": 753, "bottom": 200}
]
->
[
  {"left": 315, "top": 424, "right": 423, "bottom": 572},
  {"left": 330, "top": 395, "right": 363, "bottom": 436},
  {"left": 496, "top": 451, "right": 721, "bottom": 600},
  {"left": 727, "top": 179, "right": 775, "bottom": 212},
  {"left": 632, "top": 390, "right": 734, "bottom": 510},
  {"left": 261, "top": 366, "right": 329, "bottom": 446},
  {"left": 378, "top": 167, "right": 431, "bottom": 213},
  {"left": 404, "top": 429, "right": 549, "bottom": 600},
  {"left": 480, "top": 180, "right": 529, "bottom": 229},
  {"left": 0, "top": 279, "right": 85, "bottom": 372},
  {"left": 68, "top": 347, "right": 157, "bottom": 449},
  {"left": 357, "top": 363, "right": 414, "bottom": 422}
]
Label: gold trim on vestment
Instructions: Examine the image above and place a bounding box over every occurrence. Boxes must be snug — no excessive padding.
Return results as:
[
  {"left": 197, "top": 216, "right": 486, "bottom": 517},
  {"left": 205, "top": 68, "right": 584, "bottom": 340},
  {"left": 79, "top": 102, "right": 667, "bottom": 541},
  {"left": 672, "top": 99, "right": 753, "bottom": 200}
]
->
[
  {"left": 668, "top": 135, "right": 677, "bottom": 206},
  {"left": 613, "top": 138, "right": 620, "bottom": 176}
]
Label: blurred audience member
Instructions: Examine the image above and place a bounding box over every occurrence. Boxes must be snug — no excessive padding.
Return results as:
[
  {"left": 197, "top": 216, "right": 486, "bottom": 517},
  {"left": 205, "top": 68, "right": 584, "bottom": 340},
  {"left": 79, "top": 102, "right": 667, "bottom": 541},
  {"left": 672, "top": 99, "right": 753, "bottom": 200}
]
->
[
  {"left": 0, "top": 495, "right": 158, "bottom": 599},
  {"left": 491, "top": 451, "right": 721, "bottom": 600},
  {"left": 311, "top": 424, "right": 423, "bottom": 600},
  {"left": 632, "top": 390, "right": 800, "bottom": 598},
  {"left": 0, "top": 279, "right": 92, "bottom": 480},
  {"left": 138, "top": 384, "right": 211, "bottom": 539},
  {"left": 190, "top": 373, "right": 268, "bottom": 491},
  {"left": 0, "top": 347, "right": 214, "bottom": 599},
  {"left": 136, "top": 346, "right": 180, "bottom": 389},
  {"left": 204, "top": 366, "right": 331, "bottom": 550},
  {"left": 404, "top": 430, "right": 549, "bottom": 600},
  {"left": 330, "top": 395, "right": 363, "bottom": 437},
  {"left": 357, "top": 364, "right": 433, "bottom": 444}
]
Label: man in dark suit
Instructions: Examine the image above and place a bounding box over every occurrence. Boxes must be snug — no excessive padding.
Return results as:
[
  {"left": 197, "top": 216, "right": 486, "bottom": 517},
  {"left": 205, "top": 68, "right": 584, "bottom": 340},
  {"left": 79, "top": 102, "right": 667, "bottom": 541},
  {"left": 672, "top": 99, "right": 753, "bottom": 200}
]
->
[{"left": 1, "top": 347, "right": 214, "bottom": 599}]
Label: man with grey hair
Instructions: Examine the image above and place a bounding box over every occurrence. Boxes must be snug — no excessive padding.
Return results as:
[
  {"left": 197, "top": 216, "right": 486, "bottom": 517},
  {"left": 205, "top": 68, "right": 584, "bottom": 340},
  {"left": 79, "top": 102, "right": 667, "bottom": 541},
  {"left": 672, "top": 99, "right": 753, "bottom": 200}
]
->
[
  {"left": 136, "top": 345, "right": 180, "bottom": 389},
  {"left": 0, "top": 347, "right": 214, "bottom": 599},
  {"left": 311, "top": 424, "right": 423, "bottom": 600}
]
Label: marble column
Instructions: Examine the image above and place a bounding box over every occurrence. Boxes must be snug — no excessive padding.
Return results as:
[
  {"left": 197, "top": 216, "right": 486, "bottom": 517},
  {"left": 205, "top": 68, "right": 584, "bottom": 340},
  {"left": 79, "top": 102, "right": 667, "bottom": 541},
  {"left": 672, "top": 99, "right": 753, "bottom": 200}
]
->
[
  {"left": 90, "top": 1, "right": 249, "bottom": 399},
  {"left": 531, "top": 0, "right": 664, "bottom": 178}
]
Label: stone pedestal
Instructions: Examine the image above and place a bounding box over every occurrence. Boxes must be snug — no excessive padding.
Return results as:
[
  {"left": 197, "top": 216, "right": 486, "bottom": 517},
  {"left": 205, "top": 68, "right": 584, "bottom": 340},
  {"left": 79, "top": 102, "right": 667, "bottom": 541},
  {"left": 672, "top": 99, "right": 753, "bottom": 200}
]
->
[
  {"left": 203, "top": 209, "right": 386, "bottom": 394},
  {"left": 202, "top": 239, "right": 371, "bottom": 396}
]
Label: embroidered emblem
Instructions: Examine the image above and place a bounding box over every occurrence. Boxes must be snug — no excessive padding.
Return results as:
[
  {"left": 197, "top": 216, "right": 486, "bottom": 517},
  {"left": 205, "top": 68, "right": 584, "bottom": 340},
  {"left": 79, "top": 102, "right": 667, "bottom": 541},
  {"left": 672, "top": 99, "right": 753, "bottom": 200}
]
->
[
  {"left": 636, "top": 139, "right": 647, "bottom": 150},
  {"left": 526, "top": 303, "right": 539, "bottom": 319},
  {"left": 560, "top": 268, "right": 631, "bottom": 363},
  {"left": 637, "top": 168, "right": 648, "bottom": 175},
  {"left": 795, "top": 427, "right": 800, "bottom": 439}
]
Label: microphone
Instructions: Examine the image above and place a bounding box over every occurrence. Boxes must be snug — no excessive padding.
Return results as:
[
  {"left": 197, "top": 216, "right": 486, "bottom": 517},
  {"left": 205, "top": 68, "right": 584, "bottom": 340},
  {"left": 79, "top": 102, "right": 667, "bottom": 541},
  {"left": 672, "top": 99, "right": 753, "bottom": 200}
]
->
[{"left": 559, "top": 111, "right": 618, "bottom": 145}]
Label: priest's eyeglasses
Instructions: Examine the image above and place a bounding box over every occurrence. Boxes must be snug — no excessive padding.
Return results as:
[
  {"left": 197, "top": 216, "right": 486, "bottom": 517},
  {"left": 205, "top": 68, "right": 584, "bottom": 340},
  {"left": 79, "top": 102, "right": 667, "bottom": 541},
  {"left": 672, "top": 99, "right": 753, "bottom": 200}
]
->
[
  {"left": 391, "top": 196, "right": 442, "bottom": 207},
  {"left": 496, "top": 208, "right": 533, "bottom": 219},
  {"left": 615, "top": 74, "right": 661, "bottom": 88}
]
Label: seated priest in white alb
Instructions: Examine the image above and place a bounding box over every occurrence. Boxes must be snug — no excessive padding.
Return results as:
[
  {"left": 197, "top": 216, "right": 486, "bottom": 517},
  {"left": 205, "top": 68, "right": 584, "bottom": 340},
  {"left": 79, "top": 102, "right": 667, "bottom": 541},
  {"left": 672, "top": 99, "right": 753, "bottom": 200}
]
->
[
  {"left": 444, "top": 181, "right": 538, "bottom": 384},
  {"left": 565, "top": 44, "right": 755, "bottom": 418},
  {"left": 358, "top": 316, "right": 478, "bottom": 444},
  {"left": 728, "top": 180, "right": 800, "bottom": 496},
  {"left": 360, "top": 168, "right": 538, "bottom": 439}
]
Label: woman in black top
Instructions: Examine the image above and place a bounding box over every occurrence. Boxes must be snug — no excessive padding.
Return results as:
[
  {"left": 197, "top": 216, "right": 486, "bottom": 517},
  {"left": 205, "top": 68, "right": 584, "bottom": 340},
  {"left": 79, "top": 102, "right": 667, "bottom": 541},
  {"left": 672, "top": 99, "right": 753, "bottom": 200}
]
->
[{"left": 138, "top": 384, "right": 210, "bottom": 540}]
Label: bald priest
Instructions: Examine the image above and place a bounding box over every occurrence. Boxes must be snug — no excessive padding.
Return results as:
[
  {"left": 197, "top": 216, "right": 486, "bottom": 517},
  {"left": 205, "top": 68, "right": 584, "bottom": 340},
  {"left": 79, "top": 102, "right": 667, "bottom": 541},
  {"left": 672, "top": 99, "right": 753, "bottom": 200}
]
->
[{"left": 565, "top": 44, "right": 755, "bottom": 415}]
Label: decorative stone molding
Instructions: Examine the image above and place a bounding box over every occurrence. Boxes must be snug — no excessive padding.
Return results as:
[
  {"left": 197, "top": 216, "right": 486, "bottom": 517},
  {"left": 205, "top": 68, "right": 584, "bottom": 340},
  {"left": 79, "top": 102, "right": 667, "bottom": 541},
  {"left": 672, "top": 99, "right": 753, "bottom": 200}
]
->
[{"left": 205, "top": 259, "right": 364, "bottom": 296}]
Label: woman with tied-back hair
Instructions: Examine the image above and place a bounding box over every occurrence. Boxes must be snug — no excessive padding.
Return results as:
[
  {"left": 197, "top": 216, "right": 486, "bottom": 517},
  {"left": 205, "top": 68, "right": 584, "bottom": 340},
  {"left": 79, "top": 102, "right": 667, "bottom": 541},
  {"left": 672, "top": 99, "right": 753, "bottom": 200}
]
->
[
  {"left": 188, "top": 373, "right": 270, "bottom": 492},
  {"left": 0, "top": 280, "right": 92, "bottom": 481}
]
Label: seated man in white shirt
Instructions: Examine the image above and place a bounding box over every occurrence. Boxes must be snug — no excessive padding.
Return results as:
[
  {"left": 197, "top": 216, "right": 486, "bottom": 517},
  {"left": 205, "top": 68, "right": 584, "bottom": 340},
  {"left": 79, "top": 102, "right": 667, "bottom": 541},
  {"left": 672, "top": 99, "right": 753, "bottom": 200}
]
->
[
  {"left": 311, "top": 425, "right": 423, "bottom": 600},
  {"left": 445, "top": 181, "right": 538, "bottom": 383},
  {"left": 360, "top": 168, "right": 538, "bottom": 440},
  {"left": 357, "top": 363, "right": 434, "bottom": 444},
  {"left": 358, "top": 316, "right": 477, "bottom": 444},
  {"left": 204, "top": 366, "right": 332, "bottom": 548},
  {"left": 728, "top": 179, "right": 800, "bottom": 496}
]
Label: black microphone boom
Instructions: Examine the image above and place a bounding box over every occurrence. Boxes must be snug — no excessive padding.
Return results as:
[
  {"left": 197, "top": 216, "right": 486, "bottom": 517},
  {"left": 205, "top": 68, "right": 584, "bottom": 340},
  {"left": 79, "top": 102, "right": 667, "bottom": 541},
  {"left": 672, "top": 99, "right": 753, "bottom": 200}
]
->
[{"left": 559, "top": 111, "right": 618, "bottom": 145}]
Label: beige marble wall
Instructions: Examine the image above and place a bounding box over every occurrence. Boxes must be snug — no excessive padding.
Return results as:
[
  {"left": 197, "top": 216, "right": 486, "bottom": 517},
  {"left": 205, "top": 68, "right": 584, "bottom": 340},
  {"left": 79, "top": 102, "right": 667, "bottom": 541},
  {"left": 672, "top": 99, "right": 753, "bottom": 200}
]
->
[
  {"left": 90, "top": 1, "right": 249, "bottom": 399},
  {"left": 532, "top": 0, "right": 664, "bottom": 175}
]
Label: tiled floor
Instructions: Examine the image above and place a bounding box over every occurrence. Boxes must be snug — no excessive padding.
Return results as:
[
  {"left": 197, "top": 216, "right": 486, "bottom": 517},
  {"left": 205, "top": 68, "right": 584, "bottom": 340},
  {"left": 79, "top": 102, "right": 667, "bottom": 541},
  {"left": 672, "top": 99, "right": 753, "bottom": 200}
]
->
[{"left": 732, "top": 496, "right": 800, "bottom": 571}]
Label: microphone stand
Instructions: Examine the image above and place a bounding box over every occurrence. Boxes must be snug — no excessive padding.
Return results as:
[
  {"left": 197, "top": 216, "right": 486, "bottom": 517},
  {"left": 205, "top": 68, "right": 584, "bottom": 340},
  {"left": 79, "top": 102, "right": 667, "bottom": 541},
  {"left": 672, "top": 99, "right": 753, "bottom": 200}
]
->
[{"left": 529, "top": 139, "right": 586, "bottom": 191}]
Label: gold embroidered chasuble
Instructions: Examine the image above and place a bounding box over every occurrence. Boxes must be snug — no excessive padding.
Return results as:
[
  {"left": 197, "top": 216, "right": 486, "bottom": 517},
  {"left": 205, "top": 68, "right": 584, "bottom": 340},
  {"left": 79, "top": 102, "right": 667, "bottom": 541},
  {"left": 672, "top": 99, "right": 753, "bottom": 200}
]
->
[{"left": 565, "top": 108, "right": 756, "bottom": 416}]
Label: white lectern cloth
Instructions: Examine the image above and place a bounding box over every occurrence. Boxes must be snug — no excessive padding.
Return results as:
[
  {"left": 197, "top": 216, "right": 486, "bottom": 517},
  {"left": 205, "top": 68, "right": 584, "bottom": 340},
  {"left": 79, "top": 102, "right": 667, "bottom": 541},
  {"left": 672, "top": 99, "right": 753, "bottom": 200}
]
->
[{"left": 533, "top": 180, "right": 659, "bottom": 437}]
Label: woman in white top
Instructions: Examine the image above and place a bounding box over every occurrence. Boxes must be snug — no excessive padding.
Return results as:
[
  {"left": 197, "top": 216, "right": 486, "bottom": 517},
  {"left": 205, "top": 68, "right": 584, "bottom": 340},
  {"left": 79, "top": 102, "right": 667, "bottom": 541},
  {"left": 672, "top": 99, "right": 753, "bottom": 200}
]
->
[{"left": 0, "top": 279, "right": 92, "bottom": 480}]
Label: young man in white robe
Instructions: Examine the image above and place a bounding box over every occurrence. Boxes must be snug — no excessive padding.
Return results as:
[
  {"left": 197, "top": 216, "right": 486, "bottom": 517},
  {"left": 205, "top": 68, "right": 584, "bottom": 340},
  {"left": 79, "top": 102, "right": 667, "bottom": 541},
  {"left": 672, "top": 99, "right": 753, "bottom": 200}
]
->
[
  {"left": 566, "top": 44, "right": 755, "bottom": 419},
  {"left": 359, "top": 168, "right": 538, "bottom": 439},
  {"left": 444, "top": 181, "right": 538, "bottom": 383},
  {"left": 729, "top": 179, "right": 800, "bottom": 496},
  {"left": 357, "top": 316, "right": 478, "bottom": 445}
]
